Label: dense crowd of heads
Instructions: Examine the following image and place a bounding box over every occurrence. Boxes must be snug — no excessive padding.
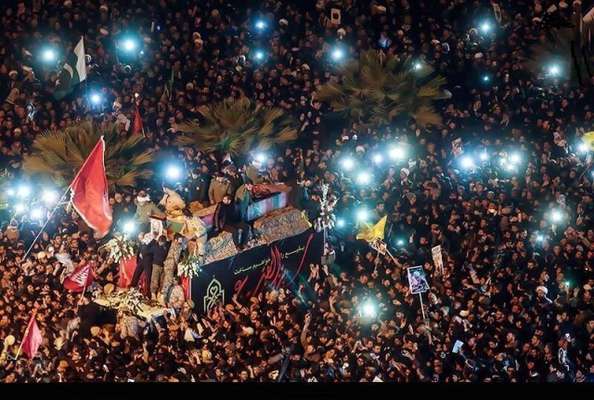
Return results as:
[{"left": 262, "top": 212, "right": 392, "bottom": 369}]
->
[{"left": 0, "top": 0, "right": 593, "bottom": 382}]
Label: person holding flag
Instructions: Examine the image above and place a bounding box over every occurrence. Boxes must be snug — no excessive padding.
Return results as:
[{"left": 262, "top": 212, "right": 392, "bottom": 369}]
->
[
  {"left": 53, "top": 36, "right": 87, "bottom": 100},
  {"left": 15, "top": 310, "right": 43, "bottom": 360}
]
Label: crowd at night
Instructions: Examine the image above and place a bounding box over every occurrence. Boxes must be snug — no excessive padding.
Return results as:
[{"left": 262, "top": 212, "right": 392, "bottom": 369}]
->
[{"left": 0, "top": 0, "right": 593, "bottom": 383}]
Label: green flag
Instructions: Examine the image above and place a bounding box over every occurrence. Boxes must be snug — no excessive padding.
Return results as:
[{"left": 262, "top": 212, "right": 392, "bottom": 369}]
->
[{"left": 54, "top": 37, "right": 87, "bottom": 100}]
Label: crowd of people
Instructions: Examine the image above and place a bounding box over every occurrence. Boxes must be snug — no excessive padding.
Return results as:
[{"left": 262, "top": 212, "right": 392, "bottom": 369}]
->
[{"left": 0, "top": 0, "right": 593, "bottom": 382}]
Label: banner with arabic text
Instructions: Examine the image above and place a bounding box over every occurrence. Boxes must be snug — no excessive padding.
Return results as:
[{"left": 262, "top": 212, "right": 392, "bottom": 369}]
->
[{"left": 190, "top": 229, "right": 323, "bottom": 314}]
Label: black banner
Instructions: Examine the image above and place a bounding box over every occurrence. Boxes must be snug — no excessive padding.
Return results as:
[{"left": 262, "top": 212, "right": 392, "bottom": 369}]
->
[{"left": 190, "top": 230, "right": 323, "bottom": 314}]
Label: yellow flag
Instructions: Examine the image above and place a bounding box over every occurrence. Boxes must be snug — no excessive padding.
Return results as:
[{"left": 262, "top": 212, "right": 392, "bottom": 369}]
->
[
  {"left": 582, "top": 131, "right": 594, "bottom": 151},
  {"left": 356, "top": 216, "right": 387, "bottom": 242}
]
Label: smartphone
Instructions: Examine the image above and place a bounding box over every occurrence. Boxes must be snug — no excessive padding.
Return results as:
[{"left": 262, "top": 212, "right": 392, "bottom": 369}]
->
[{"left": 452, "top": 340, "right": 464, "bottom": 354}]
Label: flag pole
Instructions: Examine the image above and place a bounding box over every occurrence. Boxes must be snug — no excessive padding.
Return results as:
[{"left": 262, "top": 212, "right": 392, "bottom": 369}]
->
[
  {"left": 75, "top": 282, "right": 87, "bottom": 314},
  {"left": 22, "top": 186, "right": 71, "bottom": 261},
  {"left": 419, "top": 292, "right": 427, "bottom": 321},
  {"left": 385, "top": 247, "right": 400, "bottom": 268},
  {"left": 22, "top": 133, "right": 104, "bottom": 261}
]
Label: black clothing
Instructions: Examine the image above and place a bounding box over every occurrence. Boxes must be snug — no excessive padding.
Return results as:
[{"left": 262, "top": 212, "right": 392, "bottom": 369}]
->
[
  {"left": 131, "top": 239, "right": 155, "bottom": 287},
  {"left": 151, "top": 241, "right": 169, "bottom": 266}
]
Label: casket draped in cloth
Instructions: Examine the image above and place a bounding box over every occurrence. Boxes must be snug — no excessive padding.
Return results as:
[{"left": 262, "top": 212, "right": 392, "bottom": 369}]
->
[
  {"left": 203, "top": 231, "right": 239, "bottom": 265},
  {"left": 191, "top": 189, "right": 290, "bottom": 229},
  {"left": 247, "top": 191, "right": 289, "bottom": 221},
  {"left": 253, "top": 207, "right": 312, "bottom": 244}
]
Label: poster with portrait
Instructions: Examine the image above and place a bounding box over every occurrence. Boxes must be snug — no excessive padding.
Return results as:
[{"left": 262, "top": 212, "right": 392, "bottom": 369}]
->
[
  {"left": 451, "top": 138, "right": 463, "bottom": 157},
  {"left": 431, "top": 245, "right": 444, "bottom": 275},
  {"left": 407, "top": 265, "right": 430, "bottom": 295}
]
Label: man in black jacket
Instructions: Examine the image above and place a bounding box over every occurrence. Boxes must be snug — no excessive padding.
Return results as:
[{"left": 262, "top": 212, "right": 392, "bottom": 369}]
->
[
  {"left": 130, "top": 233, "right": 155, "bottom": 292},
  {"left": 213, "top": 195, "right": 251, "bottom": 248},
  {"left": 149, "top": 235, "right": 170, "bottom": 300}
]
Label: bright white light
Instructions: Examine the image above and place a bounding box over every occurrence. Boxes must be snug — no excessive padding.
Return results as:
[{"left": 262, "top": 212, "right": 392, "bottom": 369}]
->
[
  {"left": 331, "top": 47, "right": 344, "bottom": 61},
  {"left": 254, "top": 153, "right": 267, "bottom": 163},
  {"left": 460, "top": 155, "right": 475, "bottom": 170},
  {"left": 123, "top": 220, "right": 136, "bottom": 234},
  {"left": 548, "top": 64, "right": 561, "bottom": 77},
  {"left": 30, "top": 208, "right": 44, "bottom": 220},
  {"left": 360, "top": 301, "right": 377, "bottom": 319},
  {"left": 372, "top": 154, "right": 383, "bottom": 164},
  {"left": 14, "top": 204, "right": 26, "bottom": 214},
  {"left": 341, "top": 157, "right": 354, "bottom": 171},
  {"left": 336, "top": 218, "right": 345, "bottom": 228},
  {"left": 479, "top": 21, "right": 492, "bottom": 34},
  {"left": 550, "top": 209, "right": 563, "bottom": 223},
  {"left": 482, "top": 75, "right": 490, "bottom": 82},
  {"left": 479, "top": 151, "right": 489, "bottom": 161},
  {"left": 414, "top": 62, "right": 422, "bottom": 71},
  {"left": 122, "top": 38, "right": 137, "bottom": 52},
  {"left": 356, "top": 208, "right": 369, "bottom": 222},
  {"left": 255, "top": 20, "right": 266, "bottom": 30},
  {"left": 90, "top": 93, "right": 102, "bottom": 105},
  {"left": 536, "top": 234, "right": 545, "bottom": 242},
  {"left": 396, "top": 239, "right": 405, "bottom": 246},
  {"left": 17, "top": 185, "right": 31, "bottom": 198},
  {"left": 388, "top": 145, "right": 406, "bottom": 160},
  {"left": 504, "top": 163, "right": 516, "bottom": 172},
  {"left": 254, "top": 50, "right": 265, "bottom": 61},
  {"left": 578, "top": 142, "right": 589, "bottom": 153},
  {"left": 41, "top": 48, "right": 56, "bottom": 63},
  {"left": 166, "top": 165, "right": 182, "bottom": 181},
  {"left": 509, "top": 153, "right": 521, "bottom": 164},
  {"left": 6, "top": 188, "right": 15, "bottom": 197},
  {"left": 42, "top": 189, "right": 58, "bottom": 205},
  {"left": 356, "top": 171, "right": 371, "bottom": 185}
]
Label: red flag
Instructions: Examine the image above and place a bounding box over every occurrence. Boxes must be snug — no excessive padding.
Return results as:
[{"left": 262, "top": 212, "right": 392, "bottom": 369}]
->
[
  {"left": 63, "top": 263, "right": 94, "bottom": 292},
  {"left": 21, "top": 313, "right": 43, "bottom": 359},
  {"left": 132, "top": 105, "right": 144, "bottom": 136},
  {"left": 70, "top": 137, "right": 112, "bottom": 238},
  {"left": 117, "top": 256, "right": 137, "bottom": 288},
  {"left": 181, "top": 275, "right": 191, "bottom": 299}
]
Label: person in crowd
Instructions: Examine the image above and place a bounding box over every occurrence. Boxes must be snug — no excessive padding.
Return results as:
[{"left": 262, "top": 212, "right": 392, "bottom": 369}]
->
[
  {"left": 149, "top": 235, "right": 170, "bottom": 301},
  {"left": 208, "top": 173, "right": 231, "bottom": 205},
  {"left": 0, "top": 0, "right": 592, "bottom": 384},
  {"left": 213, "top": 195, "right": 251, "bottom": 249},
  {"left": 130, "top": 232, "right": 154, "bottom": 293}
]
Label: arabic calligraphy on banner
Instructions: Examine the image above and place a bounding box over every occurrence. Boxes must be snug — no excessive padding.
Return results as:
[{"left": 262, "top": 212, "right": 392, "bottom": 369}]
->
[
  {"left": 190, "top": 230, "right": 323, "bottom": 314},
  {"left": 232, "top": 245, "right": 306, "bottom": 276}
]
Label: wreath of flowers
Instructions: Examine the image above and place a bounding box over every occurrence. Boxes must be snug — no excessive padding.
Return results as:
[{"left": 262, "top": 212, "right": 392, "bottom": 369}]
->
[
  {"left": 178, "top": 254, "right": 202, "bottom": 279},
  {"left": 314, "top": 183, "right": 336, "bottom": 232},
  {"left": 99, "top": 288, "right": 144, "bottom": 315},
  {"left": 100, "top": 234, "right": 136, "bottom": 263}
]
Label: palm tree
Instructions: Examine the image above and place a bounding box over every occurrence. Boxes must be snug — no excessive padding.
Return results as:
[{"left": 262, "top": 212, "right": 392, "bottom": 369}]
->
[
  {"left": 174, "top": 96, "right": 298, "bottom": 159},
  {"left": 23, "top": 120, "right": 155, "bottom": 188},
  {"left": 317, "top": 49, "right": 450, "bottom": 129}
]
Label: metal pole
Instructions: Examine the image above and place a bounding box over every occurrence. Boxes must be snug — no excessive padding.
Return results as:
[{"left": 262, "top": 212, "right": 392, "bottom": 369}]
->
[{"left": 419, "top": 292, "right": 427, "bottom": 321}]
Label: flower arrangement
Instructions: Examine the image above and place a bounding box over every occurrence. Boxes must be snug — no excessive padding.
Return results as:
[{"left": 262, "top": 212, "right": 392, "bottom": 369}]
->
[
  {"left": 178, "top": 254, "right": 202, "bottom": 279},
  {"left": 314, "top": 183, "right": 336, "bottom": 232},
  {"left": 100, "top": 234, "right": 136, "bottom": 263},
  {"left": 99, "top": 287, "right": 145, "bottom": 315}
]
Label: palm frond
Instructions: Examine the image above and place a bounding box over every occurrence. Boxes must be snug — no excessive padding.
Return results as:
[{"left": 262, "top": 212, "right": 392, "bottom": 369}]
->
[
  {"left": 317, "top": 49, "right": 448, "bottom": 129},
  {"left": 23, "top": 120, "right": 155, "bottom": 189},
  {"left": 174, "top": 96, "right": 298, "bottom": 157}
]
